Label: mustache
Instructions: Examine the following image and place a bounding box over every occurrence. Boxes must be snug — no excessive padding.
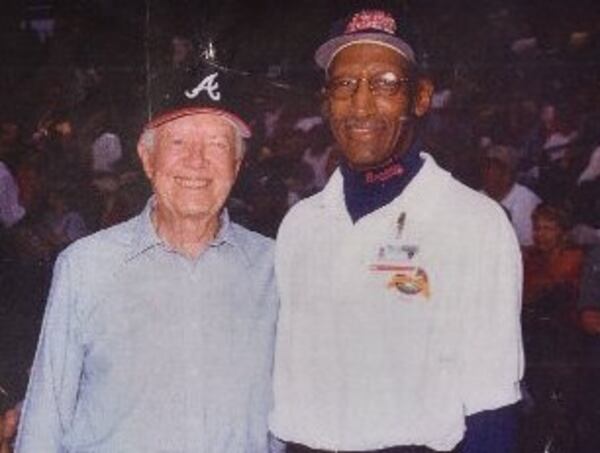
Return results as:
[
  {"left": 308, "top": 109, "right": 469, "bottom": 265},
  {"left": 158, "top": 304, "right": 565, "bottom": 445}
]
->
[{"left": 342, "top": 115, "right": 411, "bottom": 129}]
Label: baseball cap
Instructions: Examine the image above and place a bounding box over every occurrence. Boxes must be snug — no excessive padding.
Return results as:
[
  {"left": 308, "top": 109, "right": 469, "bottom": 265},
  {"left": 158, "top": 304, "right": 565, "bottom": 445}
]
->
[
  {"left": 145, "top": 59, "right": 251, "bottom": 138},
  {"left": 315, "top": 9, "right": 416, "bottom": 71}
]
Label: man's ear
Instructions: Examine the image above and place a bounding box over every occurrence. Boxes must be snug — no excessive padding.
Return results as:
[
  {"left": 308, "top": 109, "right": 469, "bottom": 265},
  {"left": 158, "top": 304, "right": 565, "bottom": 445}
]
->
[
  {"left": 137, "top": 139, "right": 154, "bottom": 180},
  {"left": 234, "top": 157, "right": 242, "bottom": 177},
  {"left": 413, "top": 77, "right": 434, "bottom": 118},
  {"left": 320, "top": 88, "right": 331, "bottom": 120}
]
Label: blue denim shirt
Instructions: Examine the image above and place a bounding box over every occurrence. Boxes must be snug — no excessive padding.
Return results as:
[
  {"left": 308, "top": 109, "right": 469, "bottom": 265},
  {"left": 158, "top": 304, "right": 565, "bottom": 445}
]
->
[{"left": 16, "top": 200, "right": 278, "bottom": 453}]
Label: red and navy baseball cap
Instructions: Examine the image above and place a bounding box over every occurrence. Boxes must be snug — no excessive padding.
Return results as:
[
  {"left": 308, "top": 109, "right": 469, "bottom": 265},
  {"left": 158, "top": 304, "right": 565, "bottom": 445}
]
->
[
  {"left": 145, "top": 58, "right": 251, "bottom": 138},
  {"left": 315, "top": 9, "right": 417, "bottom": 71}
]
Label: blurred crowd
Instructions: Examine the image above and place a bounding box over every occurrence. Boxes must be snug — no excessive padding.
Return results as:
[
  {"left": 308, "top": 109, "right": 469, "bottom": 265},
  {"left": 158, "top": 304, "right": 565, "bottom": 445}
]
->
[{"left": 1, "top": 1, "right": 600, "bottom": 451}]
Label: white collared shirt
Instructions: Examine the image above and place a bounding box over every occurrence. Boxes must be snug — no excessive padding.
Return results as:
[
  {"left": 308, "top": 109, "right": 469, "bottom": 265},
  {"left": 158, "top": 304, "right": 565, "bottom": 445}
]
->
[
  {"left": 270, "top": 154, "right": 523, "bottom": 451},
  {"left": 17, "top": 203, "right": 278, "bottom": 452}
]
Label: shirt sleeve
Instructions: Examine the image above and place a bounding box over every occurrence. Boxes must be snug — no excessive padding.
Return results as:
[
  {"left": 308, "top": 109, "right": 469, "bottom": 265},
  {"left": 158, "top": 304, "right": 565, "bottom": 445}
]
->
[
  {"left": 15, "top": 252, "right": 85, "bottom": 453},
  {"left": 458, "top": 209, "right": 524, "bottom": 415},
  {"left": 461, "top": 404, "right": 518, "bottom": 453}
]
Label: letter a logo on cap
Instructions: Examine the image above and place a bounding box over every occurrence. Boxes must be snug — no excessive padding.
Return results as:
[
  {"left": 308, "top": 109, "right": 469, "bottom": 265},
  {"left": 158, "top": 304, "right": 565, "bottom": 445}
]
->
[{"left": 185, "top": 72, "right": 221, "bottom": 101}]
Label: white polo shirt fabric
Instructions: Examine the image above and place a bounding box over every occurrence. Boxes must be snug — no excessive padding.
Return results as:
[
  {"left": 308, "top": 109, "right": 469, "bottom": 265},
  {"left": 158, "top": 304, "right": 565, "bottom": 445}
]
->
[{"left": 270, "top": 154, "right": 524, "bottom": 452}]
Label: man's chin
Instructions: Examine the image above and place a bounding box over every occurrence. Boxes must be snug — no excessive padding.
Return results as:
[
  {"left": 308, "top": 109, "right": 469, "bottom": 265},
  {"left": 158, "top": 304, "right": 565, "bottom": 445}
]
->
[
  {"left": 344, "top": 147, "right": 394, "bottom": 170},
  {"left": 178, "top": 207, "right": 216, "bottom": 220},
  {"left": 157, "top": 204, "right": 217, "bottom": 222}
]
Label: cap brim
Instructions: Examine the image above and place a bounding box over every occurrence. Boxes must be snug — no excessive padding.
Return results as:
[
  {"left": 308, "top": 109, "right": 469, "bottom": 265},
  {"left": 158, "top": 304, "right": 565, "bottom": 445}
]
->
[
  {"left": 145, "top": 107, "right": 252, "bottom": 138},
  {"left": 315, "top": 32, "right": 415, "bottom": 70}
]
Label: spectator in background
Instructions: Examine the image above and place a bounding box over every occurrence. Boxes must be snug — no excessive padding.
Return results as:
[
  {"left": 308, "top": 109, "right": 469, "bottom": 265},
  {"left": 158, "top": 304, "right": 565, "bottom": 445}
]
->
[
  {"left": 43, "top": 116, "right": 85, "bottom": 178},
  {"left": 0, "top": 155, "right": 25, "bottom": 230},
  {"left": 570, "top": 145, "right": 600, "bottom": 246},
  {"left": 42, "top": 187, "right": 88, "bottom": 252},
  {"left": 14, "top": 150, "right": 46, "bottom": 219},
  {"left": 577, "top": 145, "right": 600, "bottom": 186},
  {"left": 579, "top": 246, "right": 600, "bottom": 334},
  {"left": 577, "top": 245, "right": 600, "bottom": 452},
  {"left": 0, "top": 121, "right": 26, "bottom": 238},
  {"left": 0, "top": 120, "right": 23, "bottom": 172},
  {"left": 481, "top": 144, "right": 541, "bottom": 246},
  {"left": 90, "top": 126, "right": 123, "bottom": 174},
  {"left": 284, "top": 161, "right": 314, "bottom": 208},
  {"left": 537, "top": 132, "right": 581, "bottom": 203},
  {"left": 521, "top": 203, "right": 585, "bottom": 452},
  {"left": 245, "top": 171, "right": 289, "bottom": 238},
  {"left": 522, "top": 103, "right": 561, "bottom": 166},
  {"left": 262, "top": 100, "right": 285, "bottom": 142},
  {"left": 3, "top": 185, "right": 88, "bottom": 268},
  {"left": 523, "top": 203, "right": 583, "bottom": 308},
  {"left": 541, "top": 120, "right": 577, "bottom": 170},
  {"left": 299, "top": 123, "right": 333, "bottom": 192},
  {"left": 91, "top": 173, "right": 132, "bottom": 229}
]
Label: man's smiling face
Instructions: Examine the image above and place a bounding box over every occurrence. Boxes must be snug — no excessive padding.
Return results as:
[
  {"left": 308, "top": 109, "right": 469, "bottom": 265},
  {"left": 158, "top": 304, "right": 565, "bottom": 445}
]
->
[
  {"left": 139, "top": 113, "right": 241, "bottom": 222},
  {"left": 325, "top": 43, "right": 431, "bottom": 169}
]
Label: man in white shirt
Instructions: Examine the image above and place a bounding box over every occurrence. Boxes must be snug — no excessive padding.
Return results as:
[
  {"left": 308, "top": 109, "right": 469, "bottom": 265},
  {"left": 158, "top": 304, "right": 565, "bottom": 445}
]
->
[
  {"left": 270, "top": 9, "right": 523, "bottom": 453},
  {"left": 481, "top": 144, "right": 541, "bottom": 246}
]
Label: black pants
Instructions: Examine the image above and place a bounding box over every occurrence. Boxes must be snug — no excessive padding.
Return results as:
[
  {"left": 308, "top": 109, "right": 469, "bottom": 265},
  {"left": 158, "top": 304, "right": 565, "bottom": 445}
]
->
[{"left": 286, "top": 442, "right": 439, "bottom": 453}]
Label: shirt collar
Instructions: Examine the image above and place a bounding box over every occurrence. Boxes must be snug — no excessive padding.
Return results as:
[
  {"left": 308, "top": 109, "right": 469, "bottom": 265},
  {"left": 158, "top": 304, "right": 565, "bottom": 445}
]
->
[
  {"left": 318, "top": 151, "right": 438, "bottom": 206},
  {"left": 126, "top": 198, "right": 162, "bottom": 260},
  {"left": 209, "top": 209, "right": 254, "bottom": 267},
  {"left": 127, "top": 197, "right": 250, "bottom": 266},
  {"left": 339, "top": 140, "right": 423, "bottom": 186},
  {"left": 338, "top": 142, "right": 425, "bottom": 223}
]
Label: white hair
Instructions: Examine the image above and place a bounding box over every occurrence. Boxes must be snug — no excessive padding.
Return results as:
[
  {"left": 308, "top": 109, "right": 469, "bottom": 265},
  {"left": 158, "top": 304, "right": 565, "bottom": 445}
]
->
[
  {"left": 139, "top": 128, "right": 156, "bottom": 151},
  {"left": 233, "top": 129, "right": 246, "bottom": 159}
]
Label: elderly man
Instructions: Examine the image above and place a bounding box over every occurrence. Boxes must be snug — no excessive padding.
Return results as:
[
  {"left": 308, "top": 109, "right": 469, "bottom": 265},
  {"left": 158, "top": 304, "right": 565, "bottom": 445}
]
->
[
  {"left": 480, "top": 144, "right": 541, "bottom": 246},
  {"left": 15, "top": 64, "right": 278, "bottom": 452},
  {"left": 270, "top": 10, "right": 523, "bottom": 453}
]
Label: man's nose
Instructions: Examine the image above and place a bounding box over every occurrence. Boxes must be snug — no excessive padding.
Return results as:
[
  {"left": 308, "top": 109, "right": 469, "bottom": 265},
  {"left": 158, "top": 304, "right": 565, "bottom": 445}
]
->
[
  {"left": 186, "top": 145, "right": 208, "bottom": 167},
  {"left": 351, "top": 78, "right": 376, "bottom": 115}
]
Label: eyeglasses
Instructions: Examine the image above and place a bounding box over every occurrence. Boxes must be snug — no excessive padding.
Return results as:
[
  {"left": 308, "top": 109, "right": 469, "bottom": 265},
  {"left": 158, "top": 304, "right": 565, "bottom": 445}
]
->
[{"left": 326, "top": 72, "right": 410, "bottom": 100}]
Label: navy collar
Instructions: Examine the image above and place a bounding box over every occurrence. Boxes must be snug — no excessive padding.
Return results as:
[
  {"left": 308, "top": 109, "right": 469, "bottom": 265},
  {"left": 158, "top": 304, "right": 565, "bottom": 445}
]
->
[{"left": 339, "top": 140, "right": 425, "bottom": 223}]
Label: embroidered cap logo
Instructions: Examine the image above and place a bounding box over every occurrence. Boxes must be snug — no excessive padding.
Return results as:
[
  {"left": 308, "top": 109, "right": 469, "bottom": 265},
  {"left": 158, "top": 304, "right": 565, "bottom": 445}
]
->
[
  {"left": 345, "top": 10, "right": 397, "bottom": 34},
  {"left": 184, "top": 72, "right": 221, "bottom": 101}
]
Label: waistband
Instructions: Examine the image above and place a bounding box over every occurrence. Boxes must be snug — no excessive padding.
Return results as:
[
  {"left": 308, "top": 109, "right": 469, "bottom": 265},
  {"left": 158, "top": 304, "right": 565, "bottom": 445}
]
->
[{"left": 286, "top": 442, "right": 440, "bottom": 453}]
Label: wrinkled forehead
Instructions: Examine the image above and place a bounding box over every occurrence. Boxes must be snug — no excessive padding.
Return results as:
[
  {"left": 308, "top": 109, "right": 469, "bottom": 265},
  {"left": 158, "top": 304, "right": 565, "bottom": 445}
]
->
[
  {"left": 328, "top": 42, "right": 411, "bottom": 77},
  {"left": 155, "top": 113, "right": 236, "bottom": 141}
]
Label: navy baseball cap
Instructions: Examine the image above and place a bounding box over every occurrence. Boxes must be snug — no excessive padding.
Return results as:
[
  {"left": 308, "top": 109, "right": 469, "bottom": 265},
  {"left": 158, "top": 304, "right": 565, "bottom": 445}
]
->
[
  {"left": 315, "top": 9, "right": 417, "bottom": 71},
  {"left": 145, "top": 59, "right": 251, "bottom": 138}
]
